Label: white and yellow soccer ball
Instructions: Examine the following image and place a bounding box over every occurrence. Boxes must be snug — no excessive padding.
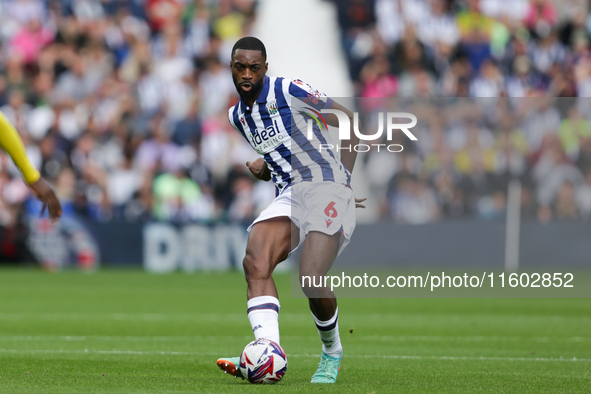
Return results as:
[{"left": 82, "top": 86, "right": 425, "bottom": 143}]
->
[{"left": 239, "top": 339, "right": 287, "bottom": 384}]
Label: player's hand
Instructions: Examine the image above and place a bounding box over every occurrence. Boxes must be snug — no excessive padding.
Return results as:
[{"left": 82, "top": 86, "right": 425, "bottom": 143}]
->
[
  {"left": 246, "top": 158, "right": 271, "bottom": 181},
  {"left": 355, "top": 197, "right": 367, "bottom": 209},
  {"left": 28, "top": 178, "right": 62, "bottom": 223}
]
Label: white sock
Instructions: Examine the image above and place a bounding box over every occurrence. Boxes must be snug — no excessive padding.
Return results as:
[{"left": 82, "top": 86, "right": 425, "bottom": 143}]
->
[
  {"left": 312, "top": 307, "right": 342, "bottom": 356},
  {"left": 247, "top": 296, "right": 281, "bottom": 345}
]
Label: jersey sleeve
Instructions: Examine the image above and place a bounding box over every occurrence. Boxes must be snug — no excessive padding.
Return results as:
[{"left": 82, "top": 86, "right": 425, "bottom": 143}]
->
[
  {"left": 227, "top": 107, "right": 240, "bottom": 132},
  {"left": 0, "top": 112, "right": 40, "bottom": 184},
  {"left": 287, "top": 79, "right": 334, "bottom": 112}
]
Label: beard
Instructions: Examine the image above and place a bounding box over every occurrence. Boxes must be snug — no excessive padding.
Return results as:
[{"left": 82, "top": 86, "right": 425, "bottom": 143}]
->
[{"left": 233, "top": 74, "right": 265, "bottom": 103}]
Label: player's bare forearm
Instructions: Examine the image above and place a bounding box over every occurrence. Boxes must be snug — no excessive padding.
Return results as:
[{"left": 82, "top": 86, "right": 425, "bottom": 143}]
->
[{"left": 246, "top": 158, "right": 271, "bottom": 181}]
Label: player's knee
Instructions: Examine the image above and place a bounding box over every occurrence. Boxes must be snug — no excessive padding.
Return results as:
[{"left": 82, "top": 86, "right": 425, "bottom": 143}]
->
[
  {"left": 277, "top": 244, "right": 291, "bottom": 263},
  {"left": 243, "top": 249, "right": 273, "bottom": 282}
]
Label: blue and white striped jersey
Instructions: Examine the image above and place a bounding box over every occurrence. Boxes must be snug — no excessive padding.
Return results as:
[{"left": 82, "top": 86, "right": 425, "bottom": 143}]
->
[{"left": 228, "top": 76, "right": 351, "bottom": 194}]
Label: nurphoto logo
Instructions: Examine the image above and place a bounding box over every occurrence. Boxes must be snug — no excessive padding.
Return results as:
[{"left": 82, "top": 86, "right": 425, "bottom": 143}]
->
[{"left": 304, "top": 108, "right": 418, "bottom": 152}]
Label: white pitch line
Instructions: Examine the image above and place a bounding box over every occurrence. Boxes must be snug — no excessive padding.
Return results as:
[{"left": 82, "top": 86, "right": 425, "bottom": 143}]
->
[
  {"left": 1, "top": 313, "right": 589, "bottom": 322},
  {"left": 0, "top": 313, "right": 231, "bottom": 321},
  {"left": 0, "top": 335, "right": 588, "bottom": 343},
  {"left": 0, "top": 348, "right": 588, "bottom": 363},
  {"left": 0, "top": 348, "right": 215, "bottom": 356},
  {"left": 355, "top": 335, "right": 591, "bottom": 342},
  {"left": 0, "top": 335, "right": 253, "bottom": 342},
  {"left": 345, "top": 354, "right": 591, "bottom": 363}
]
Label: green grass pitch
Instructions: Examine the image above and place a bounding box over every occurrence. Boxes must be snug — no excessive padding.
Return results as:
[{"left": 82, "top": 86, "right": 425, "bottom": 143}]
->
[{"left": 0, "top": 269, "right": 589, "bottom": 393}]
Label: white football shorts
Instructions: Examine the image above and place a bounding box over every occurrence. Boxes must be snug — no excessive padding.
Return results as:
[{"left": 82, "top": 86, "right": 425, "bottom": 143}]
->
[{"left": 247, "top": 181, "right": 356, "bottom": 256}]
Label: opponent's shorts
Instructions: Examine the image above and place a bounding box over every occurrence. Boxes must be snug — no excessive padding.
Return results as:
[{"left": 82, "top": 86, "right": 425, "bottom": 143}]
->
[{"left": 247, "top": 182, "right": 356, "bottom": 256}]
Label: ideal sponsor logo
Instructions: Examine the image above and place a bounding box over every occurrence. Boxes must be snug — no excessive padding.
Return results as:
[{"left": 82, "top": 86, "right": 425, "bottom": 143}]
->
[{"left": 250, "top": 120, "right": 284, "bottom": 154}]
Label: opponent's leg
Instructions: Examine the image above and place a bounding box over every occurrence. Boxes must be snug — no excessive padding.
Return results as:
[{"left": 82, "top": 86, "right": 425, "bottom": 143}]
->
[
  {"left": 217, "top": 216, "right": 299, "bottom": 378},
  {"left": 299, "top": 231, "right": 343, "bottom": 383}
]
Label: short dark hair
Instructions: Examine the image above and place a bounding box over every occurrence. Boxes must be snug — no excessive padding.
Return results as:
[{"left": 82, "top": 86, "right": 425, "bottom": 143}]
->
[{"left": 231, "top": 36, "right": 267, "bottom": 60}]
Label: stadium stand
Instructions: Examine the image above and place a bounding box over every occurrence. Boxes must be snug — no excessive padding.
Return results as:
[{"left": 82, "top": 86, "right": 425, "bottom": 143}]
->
[{"left": 0, "top": 0, "right": 590, "bottom": 237}]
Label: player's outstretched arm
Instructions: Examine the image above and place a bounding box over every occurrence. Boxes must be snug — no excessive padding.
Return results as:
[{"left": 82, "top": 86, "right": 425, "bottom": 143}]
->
[
  {"left": 246, "top": 158, "right": 271, "bottom": 181},
  {"left": 0, "top": 112, "right": 40, "bottom": 184},
  {"left": 0, "top": 112, "right": 62, "bottom": 222}
]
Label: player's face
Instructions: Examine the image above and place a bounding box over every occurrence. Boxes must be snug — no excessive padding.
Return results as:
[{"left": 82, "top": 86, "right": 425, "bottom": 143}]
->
[{"left": 230, "top": 49, "right": 268, "bottom": 101}]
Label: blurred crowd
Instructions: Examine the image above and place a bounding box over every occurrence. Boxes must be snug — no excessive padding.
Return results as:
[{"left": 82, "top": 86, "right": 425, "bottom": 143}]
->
[
  {"left": 0, "top": 0, "right": 272, "bottom": 229},
  {"left": 0, "top": 0, "right": 590, "bottom": 231},
  {"left": 328, "top": 0, "right": 591, "bottom": 223},
  {"left": 359, "top": 97, "right": 591, "bottom": 223},
  {"left": 330, "top": 0, "right": 591, "bottom": 98}
]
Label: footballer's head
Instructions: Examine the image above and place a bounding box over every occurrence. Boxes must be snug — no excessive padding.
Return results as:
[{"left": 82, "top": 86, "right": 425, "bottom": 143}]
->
[{"left": 230, "top": 37, "right": 268, "bottom": 102}]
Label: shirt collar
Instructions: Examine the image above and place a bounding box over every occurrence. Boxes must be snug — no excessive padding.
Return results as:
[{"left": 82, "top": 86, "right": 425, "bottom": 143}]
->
[
  {"left": 256, "top": 76, "right": 270, "bottom": 104},
  {"left": 239, "top": 75, "right": 270, "bottom": 112}
]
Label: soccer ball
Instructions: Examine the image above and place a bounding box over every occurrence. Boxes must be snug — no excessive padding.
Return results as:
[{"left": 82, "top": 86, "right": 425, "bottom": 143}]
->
[{"left": 239, "top": 339, "right": 287, "bottom": 384}]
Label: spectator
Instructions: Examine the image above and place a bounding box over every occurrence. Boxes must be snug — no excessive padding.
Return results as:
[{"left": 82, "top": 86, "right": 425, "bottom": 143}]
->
[
  {"left": 54, "top": 55, "right": 99, "bottom": 102},
  {"left": 135, "top": 115, "right": 181, "bottom": 173},
  {"left": 557, "top": 106, "right": 590, "bottom": 158},
  {"left": 332, "top": 0, "right": 377, "bottom": 81},
  {"left": 530, "top": 29, "right": 565, "bottom": 77},
  {"left": 456, "top": 0, "right": 494, "bottom": 72},
  {"left": 0, "top": 90, "right": 32, "bottom": 133},
  {"left": 360, "top": 55, "right": 398, "bottom": 98},
  {"left": 524, "top": 0, "right": 557, "bottom": 36},
  {"left": 390, "top": 178, "right": 440, "bottom": 224},
  {"left": 532, "top": 134, "right": 583, "bottom": 214},
  {"left": 8, "top": 18, "right": 54, "bottom": 64},
  {"left": 106, "top": 154, "right": 144, "bottom": 220},
  {"left": 554, "top": 180, "right": 579, "bottom": 220},
  {"left": 152, "top": 169, "right": 214, "bottom": 222},
  {"left": 146, "top": 0, "right": 183, "bottom": 33},
  {"left": 173, "top": 99, "right": 202, "bottom": 146},
  {"left": 416, "top": 0, "right": 459, "bottom": 48},
  {"left": 227, "top": 175, "right": 255, "bottom": 224},
  {"left": 575, "top": 169, "right": 591, "bottom": 219},
  {"left": 469, "top": 59, "right": 504, "bottom": 97}
]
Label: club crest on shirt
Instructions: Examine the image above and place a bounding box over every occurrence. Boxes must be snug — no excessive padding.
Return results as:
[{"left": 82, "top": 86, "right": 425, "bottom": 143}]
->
[{"left": 266, "top": 99, "right": 278, "bottom": 115}]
